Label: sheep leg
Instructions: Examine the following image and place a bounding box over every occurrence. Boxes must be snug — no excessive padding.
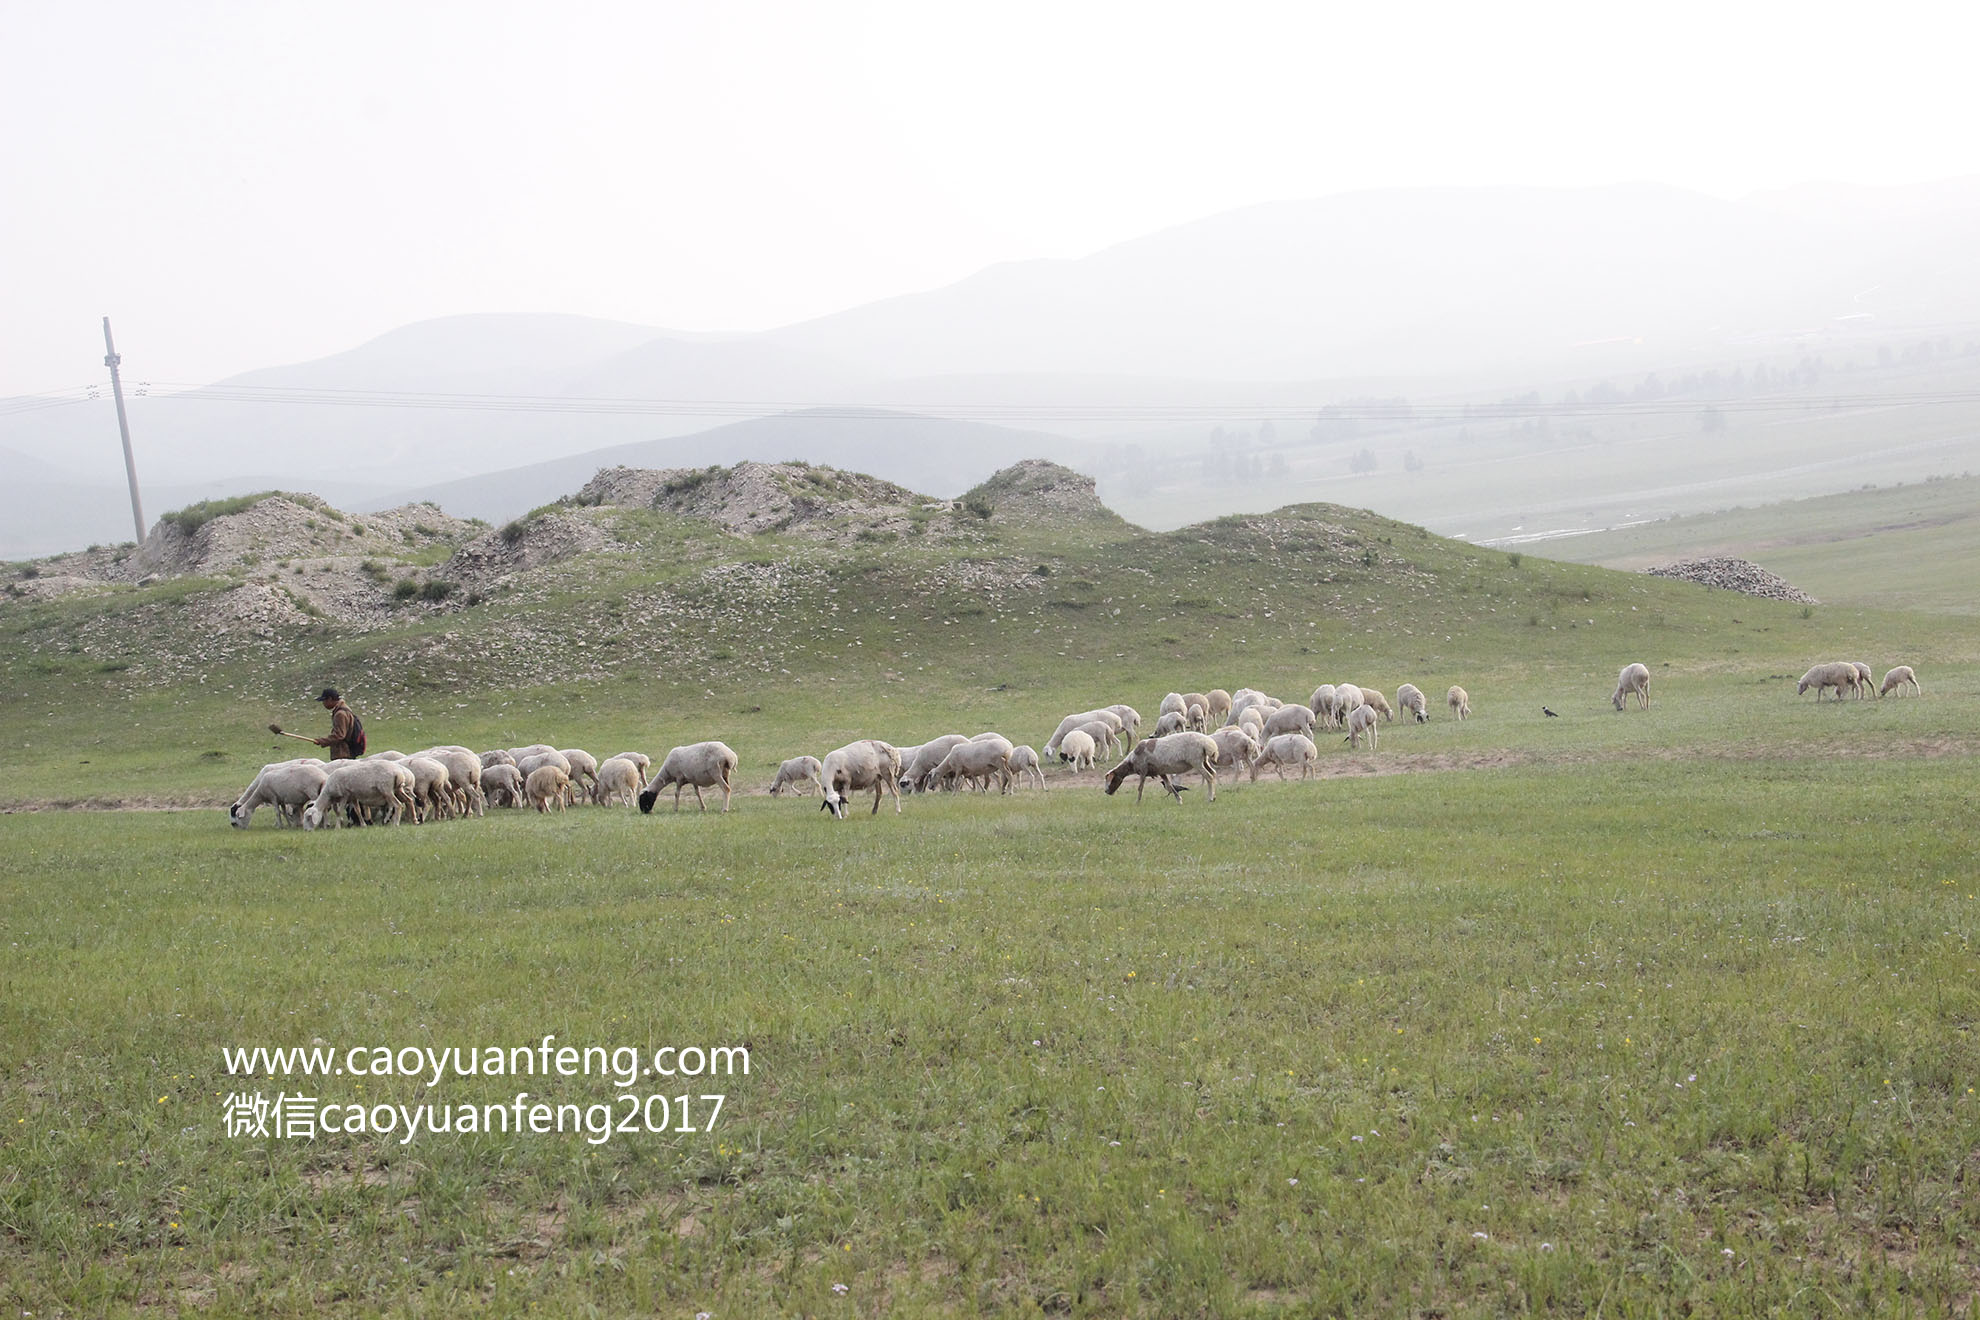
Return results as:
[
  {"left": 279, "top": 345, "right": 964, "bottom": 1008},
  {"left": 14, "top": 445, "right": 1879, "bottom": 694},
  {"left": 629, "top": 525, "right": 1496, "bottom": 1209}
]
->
[
  {"left": 690, "top": 783, "right": 706, "bottom": 813},
  {"left": 674, "top": 783, "right": 685, "bottom": 812}
]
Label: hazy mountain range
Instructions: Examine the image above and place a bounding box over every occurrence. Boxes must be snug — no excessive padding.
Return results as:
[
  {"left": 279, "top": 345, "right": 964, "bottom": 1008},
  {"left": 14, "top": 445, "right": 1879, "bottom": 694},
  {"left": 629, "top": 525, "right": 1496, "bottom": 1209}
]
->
[{"left": 5, "top": 177, "right": 1979, "bottom": 558}]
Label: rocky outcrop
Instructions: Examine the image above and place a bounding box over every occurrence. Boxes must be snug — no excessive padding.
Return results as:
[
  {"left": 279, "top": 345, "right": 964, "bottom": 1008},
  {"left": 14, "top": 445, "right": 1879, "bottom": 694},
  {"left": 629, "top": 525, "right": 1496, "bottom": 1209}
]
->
[{"left": 1646, "top": 557, "right": 1817, "bottom": 603}]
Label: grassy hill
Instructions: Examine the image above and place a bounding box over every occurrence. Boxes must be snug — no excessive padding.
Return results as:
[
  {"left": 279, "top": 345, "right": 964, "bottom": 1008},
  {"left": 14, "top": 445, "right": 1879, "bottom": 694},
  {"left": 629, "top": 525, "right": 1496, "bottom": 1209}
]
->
[
  {"left": 4, "top": 461, "right": 1979, "bottom": 1315},
  {"left": 1541, "top": 474, "right": 1980, "bottom": 615}
]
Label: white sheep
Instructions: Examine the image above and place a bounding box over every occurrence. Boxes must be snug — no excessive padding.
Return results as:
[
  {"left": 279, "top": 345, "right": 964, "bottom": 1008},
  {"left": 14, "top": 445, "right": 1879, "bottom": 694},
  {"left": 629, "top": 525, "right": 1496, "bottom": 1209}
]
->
[
  {"left": 592, "top": 756, "right": 643, "bottom": 808},
  {"left": 480, "top": 762, "right": 526, "bottom": 808},
  {"left": 1103, "top": 705, "right": 1143, "bottom": 743},
  {"left": 430, "top": 749, "right": 486, "bottom": 817},
  {"left": 637, "top": 741, "right": 740, "bottom": 814},
  {"left": 1158, "top": 692, "right": 1187, "bottom": 721},
  {"left": 1153, "top": 710, "right": 1187, "bottom": 738},
  {"left": 821, "top": 740, "right": 904, "bottom": 818},
  {"left": 1073, "top": 719, "right": 1122, "bottom": 758},
  {"left": 526, "top": 764, "right": 570, "bottom": 813},
  {"left": 1057, "top": 728, "right": 1098, "bottom": 771},
  {"left": 1797, "top": 662, "right": 1859, "bottom": 702},
  {"left": 1335, "top": 684, "right": 1365, "bottom": 717},
  {"left": 1447, "top": 685, "right": 1471, "bottom": 720},
  {"left": 1008, "top": 744, "right": 1047, "bottom": 792},
  {"left": 1358, "top": 689, "right": 1395, "bottom": 723},
  {"left": 1612, "top": 662, "right": 1652, "bottom": 711},
  {"left": 1237, "top": 706, "right": 1267, "bottom": 740},
  {"left": 479, "top": 749, "right": 517, "bottom": 770},
  {"left": 1185, "top": 701, "right": 1209, "bottom": 732},
  {"left": 1880, "top": 665, "right": 1921, "bottom": 698},
  {"left": 1262, "top": 703, "right": 1317, "bottom": 741},
  {"left": 1046, "top": 709, "right": 1124, "bottom": 754},
  {"left": 1850, "top": 662, "right": 1874, "bottom": 700},
  {"left": 768, "top": 755, "right": 824, "bottom": 795},
  {"left": 558, "top": 749, "right": 600, "bottom": 794},
  {"left": 1308, "top": 685, "right": 1339, "bottom": 729},
  {"left": 1343, "top": 704, "right": 1380, "bottom": 751},
  {"left": 517, "top": 750, "right": 576, "bottom": 807},
  {"left": 930, "top": 735, "right": 1014, "bottom": 794},
  {"left": 608, "top": 752, "right": 652, "bottom": 786},
  {"left": 402, "top": 755, "right": 456, "bottom": 822},
  {"left": 1252, "top": 732, "right": 1320, "bottom": 781},
  {"left": 1209, "top": 726, "right": 1260, "bottom": 781},
  {"left": 302, "top": 760, "right": 417, "bottom": 830},
  {"left": 229, "top": 758, "right": 328, "bottom": 829},
  {"left": 1396, "top": 683, "right": 1428, "bottom": 723},
  {"left": 1103, "top": 732, "right": 1220, "bottom": 803},
  {"left": 1204, "top": 689, "right": 1233, "bottom": 726},
  {"left": 901, "top": 735, "right": 970, "bottom": 792},
  {"left": 509, "top": 743, "right": 558, "bottom": 761},
  {"left": 364, "top": 749, "right": 408, "bottom": 762}
]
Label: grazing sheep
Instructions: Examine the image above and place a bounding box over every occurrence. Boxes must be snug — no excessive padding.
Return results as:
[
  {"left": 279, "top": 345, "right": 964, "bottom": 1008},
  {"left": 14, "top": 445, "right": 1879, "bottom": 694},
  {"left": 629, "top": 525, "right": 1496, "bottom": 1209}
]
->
[
  {"left": 302, "top": 760, "right": 417, "bottom": 830},
  {"left": 1103, "top": 705, "right": 1143, "bottom": 743},
  {"left": 608, "top": 752, "right": 652, "bottom": 785},
  {"left": 768, "top": 755, "right": 824, "bottom": 796},
  {"left": 1358, "top": 689, "right": 1395, "bottom": 723},
  {"left": 1158, "top": 692, "right": 1188, "bottom": 721},
  {"left": 1797, "top": 662, "right": 1859, "bottom": 702},
  {"left": 1184, "top": 701, "right": 1209, "bottom": 732},
  {"left": 479, "top": 748, "right": 517, "bottom": 770},
  {"left": 1210, "top": 726, "right": 1260, "bottom": 781},
  {"left": 1237, "top": 707, "right": 1267, "bottom": 740},
  {"left": 1153, "top": 710, "right": 1188, "bottom": 737},
  {"left": 902, "top": 735, "right": 970, "bottom": 792},
  {"left": 1396, "top": 683, "right": 1428, "bottom": 723},
  {"left": 480, "top": 763, "right": 525, "bottom": 808},
  {"left": 1251, "top": 733, "right": 1320, "bottom": 781},
  {"left": 558, "top": 749, "right": 600, "bottom": 794},
  {"left": 1849, "top": 662, "right": 1875, "bottom": 700},
  {"left": 592, "top": 756, "right": 643, "bottom": 808},
  {"left": 1181, "top": 693, "right": 1209, "bottom": 726},
  {"left": 430, "top": 749, "right": 486, "bottom": 817},
  {"left": 1057, "top": 728, "right": 1098, "bottom": 771},
  {"left": 1335, "top": 684, "right": 1365, "bottom": 716},
  {"left": 1262, "top": 703, "right": 1317, "bottom": 741},
  {"left": 517, "top": 751, "right": 576, "bottom": 807},
  {"left": 1073, "top": 719, "right": 1122, "bottom": 758},
  {"left": 1880, "top": 665, "right": 1921, "bottom": 698},
  {"left": 637, "top": 741, "right": 740, "bottom": 814},
  {"left": 509, "top": 743, "right": 558, "bottom": 761},
  {"left": 1308, "top": 685, "right": 1339, "bottom": 729},
  {"left": 1103, "top": 732, "right": 1220, "bottom": 804},
  {"left": 1343, "top": 704, "right": 1380, "bottom": 751},
  {"left": 403, "top": 756, "right": 456, "bottom": 822},
  {"left": 1612, "top": 662, "right": 1652, "bottom": 711},
  {"left": 364, "top": 749, "right": 408, "bottom": 762},
  {"left": 1447, "top": 685, "right": 1471, "bottom": 720},
  {"left": 1046, "top": 709, "right": 1125, "bottom": 754},
  {"left": 930, "top": 735, "right": 1015, "bottom": 794},
  {"left": 526, "top": 764, "right": 571, "bottom": 813},
  {"left": 1204, "top": 689, "right": 1233, "bottom": 726},
  {"left": 1008, "top": 744, "right": 1047, "bottom": 792},
  {"left": 229, "top": 759, "right": 328, "bottom": 829},
  {"left": 1227, "top": 688, "right": 1272, "bottom": 724},
  {"left": 820, "top": 740, "right": 904, "bottom": 818}
]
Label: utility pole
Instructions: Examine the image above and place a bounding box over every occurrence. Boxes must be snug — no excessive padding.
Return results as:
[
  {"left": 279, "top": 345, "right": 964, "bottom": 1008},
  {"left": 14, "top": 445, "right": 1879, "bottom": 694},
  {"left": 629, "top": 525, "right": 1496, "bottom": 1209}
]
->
[{"left": 102, "top": 316, "right": 147, "bottom": 543}]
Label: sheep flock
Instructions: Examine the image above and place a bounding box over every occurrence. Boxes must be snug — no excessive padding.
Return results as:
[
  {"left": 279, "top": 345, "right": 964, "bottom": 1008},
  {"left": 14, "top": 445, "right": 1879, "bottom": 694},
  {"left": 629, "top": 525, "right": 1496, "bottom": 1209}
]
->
[{"left": 230, "top": 659, "right": 1927, "bottom": 828}]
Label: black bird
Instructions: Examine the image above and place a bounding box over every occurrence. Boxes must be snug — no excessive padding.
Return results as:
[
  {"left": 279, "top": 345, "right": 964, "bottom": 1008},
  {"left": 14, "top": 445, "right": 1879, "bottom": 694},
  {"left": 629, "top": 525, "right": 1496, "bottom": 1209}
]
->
[{"left": 1542, "top": 706, "right": 1559, "bottom": 718}]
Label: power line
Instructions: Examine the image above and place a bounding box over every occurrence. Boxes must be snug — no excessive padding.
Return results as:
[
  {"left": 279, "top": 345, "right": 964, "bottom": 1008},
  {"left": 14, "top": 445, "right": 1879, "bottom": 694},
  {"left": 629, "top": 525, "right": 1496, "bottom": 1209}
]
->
[{"left": 10, "top": 379, "right": 1980, "bottom": 425}]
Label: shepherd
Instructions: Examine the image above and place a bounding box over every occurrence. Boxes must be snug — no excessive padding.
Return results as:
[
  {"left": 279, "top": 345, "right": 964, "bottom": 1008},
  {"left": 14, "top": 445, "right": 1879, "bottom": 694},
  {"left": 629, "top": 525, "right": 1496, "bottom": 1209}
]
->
[{"left": 310, "top": 687, "right": 365, "bottom": 760}]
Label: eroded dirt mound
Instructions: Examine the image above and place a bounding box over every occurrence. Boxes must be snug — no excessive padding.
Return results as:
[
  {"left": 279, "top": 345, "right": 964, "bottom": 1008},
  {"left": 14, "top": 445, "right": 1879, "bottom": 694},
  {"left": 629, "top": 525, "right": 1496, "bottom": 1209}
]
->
[
  {"left": 578, "top": 461, "right": 945, "bottom": 543},
  {"left": 1647, "top": 557, "right": 1817, "bottom": 603},
  {"left": 128, "top": 496, "right": 473, "bottom": 580},
  {"left": 444, "top": 509, "right": 615, "bottom": 591},
  {"left": 960, "top": 460, "right": 1119, "bottom": 524}
]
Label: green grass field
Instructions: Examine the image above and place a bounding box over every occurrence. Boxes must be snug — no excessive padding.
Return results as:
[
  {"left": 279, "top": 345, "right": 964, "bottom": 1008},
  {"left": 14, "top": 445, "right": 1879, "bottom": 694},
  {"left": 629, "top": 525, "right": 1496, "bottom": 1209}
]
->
[
  {"left": 6, "top": 481, "right": 1980, "bottom": 1315},
  {"left": 1545, "top": 475, "right": 1980, "bottom": 616}
]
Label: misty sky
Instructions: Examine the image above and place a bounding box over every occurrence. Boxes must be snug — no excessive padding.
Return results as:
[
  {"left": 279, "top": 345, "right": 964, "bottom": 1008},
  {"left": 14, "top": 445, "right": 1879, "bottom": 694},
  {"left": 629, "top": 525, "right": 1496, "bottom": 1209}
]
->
[{"left": 5, "top": 0, "right": 1974, "bottom": 396}]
